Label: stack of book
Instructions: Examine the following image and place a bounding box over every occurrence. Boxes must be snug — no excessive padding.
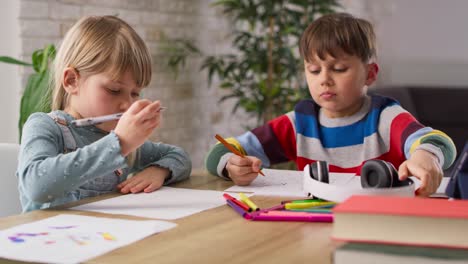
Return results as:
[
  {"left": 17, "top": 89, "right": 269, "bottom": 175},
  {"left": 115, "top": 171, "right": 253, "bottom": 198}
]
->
[{"left": 332, "top": 195, "right": 468, "bottom": 263}]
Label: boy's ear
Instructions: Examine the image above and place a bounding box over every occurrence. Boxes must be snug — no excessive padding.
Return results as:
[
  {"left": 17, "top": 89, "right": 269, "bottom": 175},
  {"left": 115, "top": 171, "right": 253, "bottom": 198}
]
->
[
  {"left": 62, "top": 67, "right": 80, "bottom": 94},
  {"left": 365, "top": 63, "right": 379, "bottom": 86}
]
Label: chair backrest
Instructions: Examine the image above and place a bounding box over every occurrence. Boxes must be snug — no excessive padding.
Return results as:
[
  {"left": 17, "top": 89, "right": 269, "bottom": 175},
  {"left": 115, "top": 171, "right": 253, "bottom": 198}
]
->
[{"left": 0, "top": 143, "right": 22, "bottom": 217}]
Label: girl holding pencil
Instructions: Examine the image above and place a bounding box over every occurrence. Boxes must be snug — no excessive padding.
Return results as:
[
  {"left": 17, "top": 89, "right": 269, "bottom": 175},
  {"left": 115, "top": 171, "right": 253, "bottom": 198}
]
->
[{"left": 17, "top": 16, "right": 191, "bottom": 212}]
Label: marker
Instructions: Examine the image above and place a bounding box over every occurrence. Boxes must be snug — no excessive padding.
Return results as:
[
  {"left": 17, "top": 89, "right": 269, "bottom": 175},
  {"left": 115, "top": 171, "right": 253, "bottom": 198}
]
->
[
  {"left": 223, "top": 193, "right": 252, "bottom": 212},
  {"left": 239, "top": 192, "right": 260, "bottom": 211},
  {"left": 260, "top": 203, "right": 285, "bottom": 212},
  {"left": 281, "top": 198, "right": 324, "bottom": 204},
  {"left": 226, "top": 199, "right": 250, "bottom": 218},
  {"left": 250, "top": 210, "right": 333, "bottom": 222},
  {"left": 288, "top": 208, "right": 333, "bottom": 214},
  {"left": 284, "top": 201, "right": 336, "bottom": 210},
  {"left": 71, "top": 107, "right": 167, "bottom": 127}
]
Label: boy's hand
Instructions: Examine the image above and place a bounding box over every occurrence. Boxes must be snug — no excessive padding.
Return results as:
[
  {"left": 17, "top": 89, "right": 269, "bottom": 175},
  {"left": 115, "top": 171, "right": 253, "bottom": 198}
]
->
[
  {"left": 398, "top": 149, "right": 443, "bottom": 197},
  {"left": 226, "top": 155, "right": 262, "bottom": 186},
  {"left": 115, "top": 99, "right": 162, "bottom": 156},
  {"left": 117, "top": 166, "right": 169, "bottom": 194}
]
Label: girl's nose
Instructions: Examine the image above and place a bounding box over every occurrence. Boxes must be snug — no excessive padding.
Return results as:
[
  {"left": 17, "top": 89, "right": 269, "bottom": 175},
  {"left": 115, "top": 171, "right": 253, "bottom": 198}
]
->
[{"left": 119, "top": 97, "right": 133, "bottom": 111}]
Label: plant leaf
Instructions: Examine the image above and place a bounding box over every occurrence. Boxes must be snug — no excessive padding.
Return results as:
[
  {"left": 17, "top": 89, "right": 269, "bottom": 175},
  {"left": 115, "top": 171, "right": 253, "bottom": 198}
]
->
[
  {"left": 19, "top": 71, "right": 52, "bottom": 140},
  {"left": 0, "top": 56, "right": 32, "bottom": 66}
]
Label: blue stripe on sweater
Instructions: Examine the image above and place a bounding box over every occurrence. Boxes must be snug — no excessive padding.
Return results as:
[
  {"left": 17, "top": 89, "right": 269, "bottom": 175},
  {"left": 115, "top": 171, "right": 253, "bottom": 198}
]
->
[
  {"left": 295, "top": 98, "right": 399, "bottom": 148},
  {"left": 237, "top": 131, "right": 271, "bottom": 167}
]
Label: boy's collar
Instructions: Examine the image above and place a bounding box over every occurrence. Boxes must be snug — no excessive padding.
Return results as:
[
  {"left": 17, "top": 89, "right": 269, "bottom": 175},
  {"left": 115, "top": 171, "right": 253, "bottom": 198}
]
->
[{"left": 318, "top": 96, "right": 371, "bottom": 127}]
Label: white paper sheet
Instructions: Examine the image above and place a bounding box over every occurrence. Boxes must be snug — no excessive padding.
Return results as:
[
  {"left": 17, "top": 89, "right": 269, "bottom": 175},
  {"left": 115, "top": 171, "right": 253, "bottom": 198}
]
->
[
  {"left": 71, "top": 187, "right": 229, "bottom": 220},
  {"left": 0, "top": 214, "right": 176, "bottom": 264},
  {"left": 224, "top": 168, "right": 306, "bottom": 197},
  {"left": 410, "top": 176, "right": 450, "bottom": 195},
  {"left": 223, "top": 168, "right": 450, "bottom": 199}
]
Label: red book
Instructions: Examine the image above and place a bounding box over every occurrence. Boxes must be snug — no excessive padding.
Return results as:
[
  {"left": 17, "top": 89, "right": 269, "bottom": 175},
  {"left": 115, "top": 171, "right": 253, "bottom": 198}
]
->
[{"left": 332, "top": 195, "right": 468, "bottom": 249}]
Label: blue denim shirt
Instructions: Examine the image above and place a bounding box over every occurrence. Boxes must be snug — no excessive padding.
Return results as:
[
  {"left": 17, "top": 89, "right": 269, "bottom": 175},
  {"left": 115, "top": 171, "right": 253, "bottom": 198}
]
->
[{"left": 17, "top": 111, "right": 192, "bottom": 212}]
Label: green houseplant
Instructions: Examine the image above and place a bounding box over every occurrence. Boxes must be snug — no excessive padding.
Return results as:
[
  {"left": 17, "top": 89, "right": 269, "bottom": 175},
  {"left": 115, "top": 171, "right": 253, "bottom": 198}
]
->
[
  {"left": 0, "top": 44, "right": 56, "bottom": 139},
  {"left": 168, "top": 0, "right": 340, "bottom": 125}
]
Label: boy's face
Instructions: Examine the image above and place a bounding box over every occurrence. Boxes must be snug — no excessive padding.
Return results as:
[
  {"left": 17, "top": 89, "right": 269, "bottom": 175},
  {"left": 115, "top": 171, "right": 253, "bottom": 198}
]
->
[
  {"left": 65, "top": 69, "right": 142, "bottom": 132},
  {"left": 304, "top": 50, "right": 378, "bottom": 118}
]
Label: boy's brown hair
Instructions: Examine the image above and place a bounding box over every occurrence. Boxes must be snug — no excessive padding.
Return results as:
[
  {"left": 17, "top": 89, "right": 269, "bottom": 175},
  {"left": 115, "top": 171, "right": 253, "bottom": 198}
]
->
[{"left": 299, "top": 13, "right": 376, "bottom": 63}]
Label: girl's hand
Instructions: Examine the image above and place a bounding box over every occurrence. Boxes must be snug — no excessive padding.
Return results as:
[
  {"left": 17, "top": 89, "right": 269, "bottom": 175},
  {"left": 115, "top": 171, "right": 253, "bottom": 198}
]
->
[
  {"left": 225, "top": 155, "right": 262, "bottom": 186},
  {"left": 398, "top": 149, "right": 443, "bottom": 197},
  {"left": 115, "top": 99, "right": 162, "bottom": 156},
  {"left": 117, "top": 166, "right": 170, "bottom": 194}
]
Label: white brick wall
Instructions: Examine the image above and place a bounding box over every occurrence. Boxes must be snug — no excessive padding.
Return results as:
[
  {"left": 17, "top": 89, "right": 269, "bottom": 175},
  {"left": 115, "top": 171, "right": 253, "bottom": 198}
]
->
[{"left": 19, "top": 0, "right": 254, "bottom": 168}]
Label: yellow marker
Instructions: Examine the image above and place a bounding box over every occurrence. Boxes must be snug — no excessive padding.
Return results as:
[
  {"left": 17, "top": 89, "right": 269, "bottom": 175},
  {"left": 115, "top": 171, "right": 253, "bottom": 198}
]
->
[
  {"left": 284, "top": 201, "right": 336, "bottom": 210},
  {"left": 239, "top": 193, "right": 259, "bottom": 211}
]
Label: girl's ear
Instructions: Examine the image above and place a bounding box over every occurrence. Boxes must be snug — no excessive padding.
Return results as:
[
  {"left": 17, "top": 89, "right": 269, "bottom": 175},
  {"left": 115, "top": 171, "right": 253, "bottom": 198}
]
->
[
  {"left": 365, "top": 63, "right": 379, "bottom": 86},
  {"left": 62, "top": 67, "right": 80, "bottom": 94}
]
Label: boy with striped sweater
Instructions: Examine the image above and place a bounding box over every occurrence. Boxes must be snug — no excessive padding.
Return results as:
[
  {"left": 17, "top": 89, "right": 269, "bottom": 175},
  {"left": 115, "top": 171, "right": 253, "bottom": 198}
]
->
[{"left": 205, "top": 13, "right": 456, "bottom": 196}]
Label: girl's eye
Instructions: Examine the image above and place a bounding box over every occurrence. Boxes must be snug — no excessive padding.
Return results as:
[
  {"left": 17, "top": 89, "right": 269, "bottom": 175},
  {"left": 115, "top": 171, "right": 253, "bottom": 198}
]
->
[
  {"left": 107, "top": 88, "right": 120, "bottom": 95},
  {"left": 131, "top": 92, "right": 140, "bottom": 98}
]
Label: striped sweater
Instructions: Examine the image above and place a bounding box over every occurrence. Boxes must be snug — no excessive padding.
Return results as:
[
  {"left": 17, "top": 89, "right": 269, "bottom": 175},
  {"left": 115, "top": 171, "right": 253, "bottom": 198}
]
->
[{"left": 205, "top": 95, "right": 456, "bottom": 177}]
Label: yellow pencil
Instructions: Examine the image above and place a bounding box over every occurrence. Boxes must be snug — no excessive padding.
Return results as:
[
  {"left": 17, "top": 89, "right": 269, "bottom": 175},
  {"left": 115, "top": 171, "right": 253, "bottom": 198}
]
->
[
  {"left": 239, "top": 193, "right": 260, "bottom": 211},
  {"left": 284, "top": 201, "right": 336, "bottom": 210},
  {"left": 215, "top": 134, "right": 265, "bottom": 176}
]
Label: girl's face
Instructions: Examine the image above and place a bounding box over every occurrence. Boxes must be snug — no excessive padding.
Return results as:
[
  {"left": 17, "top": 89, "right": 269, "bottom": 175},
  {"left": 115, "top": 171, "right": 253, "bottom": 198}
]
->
[
  {"left": 65, "top": 69, "right": 142, "bottom": 132},
  {"left": 304, "top": 50, "right": 378, "bottom": 118}
]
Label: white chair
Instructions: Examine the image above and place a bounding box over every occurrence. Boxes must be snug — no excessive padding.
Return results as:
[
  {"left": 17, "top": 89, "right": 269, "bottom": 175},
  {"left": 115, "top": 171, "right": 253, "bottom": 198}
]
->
[{"left": 0, "top": 143, "right": 22, "bottom": 217}]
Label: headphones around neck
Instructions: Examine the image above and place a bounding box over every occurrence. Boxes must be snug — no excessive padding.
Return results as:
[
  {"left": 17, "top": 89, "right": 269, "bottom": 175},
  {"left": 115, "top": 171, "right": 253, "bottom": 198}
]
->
[{"left": 309, "top": 159, "right": 413, "bottom": 188}]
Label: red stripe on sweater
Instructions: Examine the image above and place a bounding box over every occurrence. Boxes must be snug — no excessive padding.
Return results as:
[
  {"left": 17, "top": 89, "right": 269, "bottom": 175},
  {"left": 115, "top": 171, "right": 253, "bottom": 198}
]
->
[
  {"left": 269, "top": 114, "right": 297, "bottom": 162},
  {"left": 296, "top": 112, "right": 421, "bottom": 175},
  {"left": 377, "top": 112, "right": 421, "bottom": 171},
  {"left": 296, "top": 157, "right": 360, "bottom": 173}
]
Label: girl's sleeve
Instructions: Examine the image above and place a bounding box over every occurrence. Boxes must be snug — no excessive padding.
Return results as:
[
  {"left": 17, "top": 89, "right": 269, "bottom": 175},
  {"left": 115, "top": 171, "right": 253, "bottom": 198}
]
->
[
  {"left": 205, "top": 112, "right": 297, "bottom": 178},
  {"left": 134, "top": 141, "right": 192, "bottom": 184},
  {"left": 18, "top": 113, "right": 128, "bottom": 203}
]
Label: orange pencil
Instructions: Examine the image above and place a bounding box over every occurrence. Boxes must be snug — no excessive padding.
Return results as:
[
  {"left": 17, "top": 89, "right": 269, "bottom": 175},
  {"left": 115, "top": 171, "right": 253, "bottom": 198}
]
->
[{"left": 215, "top": 134, "right": 265, "bottom": 176}]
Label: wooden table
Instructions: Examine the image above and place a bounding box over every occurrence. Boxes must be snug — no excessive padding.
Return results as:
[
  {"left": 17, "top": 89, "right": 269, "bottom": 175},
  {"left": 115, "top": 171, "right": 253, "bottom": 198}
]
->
[{"left": 0, "top": 170, "right": 339, "bottom": 264}]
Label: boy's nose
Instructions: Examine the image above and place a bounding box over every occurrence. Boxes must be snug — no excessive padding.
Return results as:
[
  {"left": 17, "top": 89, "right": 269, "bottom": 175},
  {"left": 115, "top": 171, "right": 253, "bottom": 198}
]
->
[{"left": 320, "top": 71, "right": 333, "bottom": 87}]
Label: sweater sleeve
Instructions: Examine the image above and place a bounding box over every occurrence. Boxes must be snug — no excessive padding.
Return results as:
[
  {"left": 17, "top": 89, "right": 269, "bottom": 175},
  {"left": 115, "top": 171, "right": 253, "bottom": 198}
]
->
[
  {"left": 204, "top": 112, "right": 297, "bottom": 178},
  {"left": 133, "top": 141, "right": 192, "bottom": 184},
  {"left": 405, "top": 128, "right": 457, "bottom": 169},
  {"left": 379, "top": 103, "right": 457, "bottom": 170},
  {"left": 17, "top": 113, "right": 127, "bottom": 204}
]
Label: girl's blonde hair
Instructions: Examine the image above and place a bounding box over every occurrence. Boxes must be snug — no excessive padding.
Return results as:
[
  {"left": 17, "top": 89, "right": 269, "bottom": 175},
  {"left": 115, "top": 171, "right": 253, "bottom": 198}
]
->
[
  {"left": 51, "top": 16, "right": 152, "bottom": 165},
  {"left": 51, "top": 15, "right": 152, "bottom": 110}
]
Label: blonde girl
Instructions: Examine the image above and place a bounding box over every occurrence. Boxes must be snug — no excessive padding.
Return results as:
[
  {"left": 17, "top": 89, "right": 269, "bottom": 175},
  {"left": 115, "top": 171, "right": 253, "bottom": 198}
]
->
[{"left": 17, "top": 16, "right": 191, "bottom": 212}]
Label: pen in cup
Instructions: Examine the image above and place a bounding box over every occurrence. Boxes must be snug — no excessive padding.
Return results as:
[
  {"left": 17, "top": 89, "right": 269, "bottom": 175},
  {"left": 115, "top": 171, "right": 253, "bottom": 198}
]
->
[{"left": 71, "top": 107, "right": 167, "bottom": 127}]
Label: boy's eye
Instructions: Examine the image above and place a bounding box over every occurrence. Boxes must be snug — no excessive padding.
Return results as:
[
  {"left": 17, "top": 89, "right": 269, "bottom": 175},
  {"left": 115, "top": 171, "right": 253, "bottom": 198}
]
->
[
  {"left": 309, "top": 70, "right": 320, "bottom": 75},
  {"left": 307, "top": 67, "right": 320, "bottom": 75},
  {"left": 333, "top": 67, "right": 347, "bottom": 72}
]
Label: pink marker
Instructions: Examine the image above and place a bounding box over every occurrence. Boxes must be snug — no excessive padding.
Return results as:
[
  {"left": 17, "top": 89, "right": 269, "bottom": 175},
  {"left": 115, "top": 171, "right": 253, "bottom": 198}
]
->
[{"left": 250, "top": 210, "right": 333, "bottom": 222}]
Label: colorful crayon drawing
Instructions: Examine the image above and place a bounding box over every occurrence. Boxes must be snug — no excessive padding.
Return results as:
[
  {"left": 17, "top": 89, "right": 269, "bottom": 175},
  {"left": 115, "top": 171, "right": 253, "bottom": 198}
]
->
[
  {"left": 8, "top": 232, "right": 49, "bottom": 243},
  {"left": 48, "top": 225, "right": 77, "bottom": 229},
  {"left": 0, "top": 214, "right": 176, "bottom": 264},
  {"left": 6, "top": 226, "right": 117, "bottom": 246},
  {"left": 99, "top": 232, "right": 117, "bottom": 241}
]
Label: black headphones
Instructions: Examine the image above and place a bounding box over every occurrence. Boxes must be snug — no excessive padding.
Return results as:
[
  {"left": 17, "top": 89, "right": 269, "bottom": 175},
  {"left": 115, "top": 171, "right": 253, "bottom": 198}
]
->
[{"left": 309, "top": 159, "right": 412, "bottom": 188}]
